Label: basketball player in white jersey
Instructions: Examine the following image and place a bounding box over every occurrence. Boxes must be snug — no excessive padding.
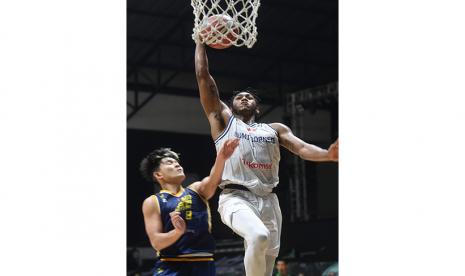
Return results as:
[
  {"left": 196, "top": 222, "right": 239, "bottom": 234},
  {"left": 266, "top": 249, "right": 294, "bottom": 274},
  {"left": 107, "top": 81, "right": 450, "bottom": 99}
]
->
[{"left": 194, "top": 42, "right": 338, "bottom": 276}]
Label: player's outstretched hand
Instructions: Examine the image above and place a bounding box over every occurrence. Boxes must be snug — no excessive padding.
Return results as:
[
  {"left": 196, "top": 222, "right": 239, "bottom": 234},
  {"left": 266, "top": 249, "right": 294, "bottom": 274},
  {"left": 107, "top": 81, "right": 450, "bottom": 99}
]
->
[
  {"left": 196, "top": 36, "right": 205, "bottom": 46},
  {"left": 328, "top": 138, "right": 339, "bottom": 162},
  {"left": 218, "top": 138, "right": 240, "bottom": 160},
  {"left": 169, "top": 211, "right": 186, "bottom": 235}
]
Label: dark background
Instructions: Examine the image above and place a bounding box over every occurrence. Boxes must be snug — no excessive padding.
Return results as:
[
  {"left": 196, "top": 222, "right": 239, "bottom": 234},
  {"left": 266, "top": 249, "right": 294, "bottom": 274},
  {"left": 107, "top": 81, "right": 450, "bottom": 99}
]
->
[{"left": 127, "top": 0, "right": 338, "bottom": 264}]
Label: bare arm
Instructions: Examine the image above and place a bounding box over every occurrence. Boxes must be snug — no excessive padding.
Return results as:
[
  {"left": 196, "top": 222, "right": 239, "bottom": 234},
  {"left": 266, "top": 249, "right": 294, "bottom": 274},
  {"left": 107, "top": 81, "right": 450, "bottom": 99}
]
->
[
  {"left": 271, "top": 123, "right": 338, "bottom": 162},
  {"left": 195, "top": 42, "right": 232, "bottom": 139},
  {"left": 142, "top": 197, "right": 186, "bottom": 251},
  {"left": 189, "top": 138, "right": 240, "bottom": 200}
]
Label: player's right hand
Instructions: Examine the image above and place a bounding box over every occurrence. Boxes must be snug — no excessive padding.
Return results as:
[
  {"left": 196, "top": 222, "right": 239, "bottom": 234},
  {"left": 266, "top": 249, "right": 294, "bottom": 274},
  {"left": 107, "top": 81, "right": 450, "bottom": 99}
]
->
[{"left": 169, "top": 211, "right": 186, "bottom": 234}]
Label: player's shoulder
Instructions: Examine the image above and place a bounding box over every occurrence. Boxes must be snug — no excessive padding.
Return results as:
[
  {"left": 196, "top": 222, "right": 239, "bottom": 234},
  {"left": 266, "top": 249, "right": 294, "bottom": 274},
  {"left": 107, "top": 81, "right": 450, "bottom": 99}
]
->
[
  {"left": 211, "top": 108, "right": 234, "bottom": 141},
  {"left": 187, "top": 182, "right": 209, "bottom": 201},
  {"left": 268, "top": 122, "right": 289, "bottom": 132},
  {"left": 186, "top": 182, "right": 201, "bottom": 195},
  {"left": 142, "top": 195, "right": 160, "bottom": 214}
]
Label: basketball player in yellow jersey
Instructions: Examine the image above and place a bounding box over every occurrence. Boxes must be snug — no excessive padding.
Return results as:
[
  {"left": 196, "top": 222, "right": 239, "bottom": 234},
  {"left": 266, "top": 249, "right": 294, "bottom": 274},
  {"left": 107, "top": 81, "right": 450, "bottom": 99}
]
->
[{"left": 194, "top": 42, "right": 338, "bottom": 276}]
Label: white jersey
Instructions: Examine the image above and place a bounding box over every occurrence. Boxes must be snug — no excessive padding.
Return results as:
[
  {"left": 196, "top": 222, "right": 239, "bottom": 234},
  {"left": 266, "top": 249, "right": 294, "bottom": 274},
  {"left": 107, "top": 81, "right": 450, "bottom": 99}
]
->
[{"left": 214, "top": 116, "right": 280, "bottom": 196}]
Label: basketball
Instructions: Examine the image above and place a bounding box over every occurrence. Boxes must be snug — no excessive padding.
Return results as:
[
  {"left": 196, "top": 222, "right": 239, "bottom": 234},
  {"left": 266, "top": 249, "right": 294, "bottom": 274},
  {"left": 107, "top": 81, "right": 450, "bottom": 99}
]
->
[{"left": 199, "top": 14, "right": 239, "bottom": 49}]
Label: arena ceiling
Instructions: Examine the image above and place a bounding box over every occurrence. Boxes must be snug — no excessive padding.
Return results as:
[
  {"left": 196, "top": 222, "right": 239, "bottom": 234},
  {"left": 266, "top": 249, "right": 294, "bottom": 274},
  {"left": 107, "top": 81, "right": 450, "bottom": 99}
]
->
[{"left": 127, "top": 0, "right": 338, "bottom": 121}]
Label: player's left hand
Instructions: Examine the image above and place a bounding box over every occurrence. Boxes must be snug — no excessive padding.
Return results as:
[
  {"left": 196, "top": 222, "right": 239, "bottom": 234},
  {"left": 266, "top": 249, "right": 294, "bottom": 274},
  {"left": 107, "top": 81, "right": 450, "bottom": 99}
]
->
[
  {"left": 218, "top": 138, "right": 240, "bottom": 160},
  {"left": 328, "top": 138, "right": 338, "bottom": 162},
  {"left": 169, "top": 211, "right": 186, "bottom": 235}
]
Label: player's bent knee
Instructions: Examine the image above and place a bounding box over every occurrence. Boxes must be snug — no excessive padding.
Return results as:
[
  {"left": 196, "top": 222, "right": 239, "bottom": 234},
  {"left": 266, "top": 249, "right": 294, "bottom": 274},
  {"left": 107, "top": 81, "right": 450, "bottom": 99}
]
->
[
  {"left": 257, "top": 233, "right": 270, "bottom": 247},
  {"left": 248, "top": 229, "right": 270, "bottom": 249}
]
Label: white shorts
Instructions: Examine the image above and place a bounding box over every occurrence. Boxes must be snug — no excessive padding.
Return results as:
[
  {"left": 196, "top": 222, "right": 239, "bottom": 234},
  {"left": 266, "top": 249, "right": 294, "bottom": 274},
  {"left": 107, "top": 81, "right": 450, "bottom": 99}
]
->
[{"left": 217, "top": 189, "right": 282, "bottom": 257}]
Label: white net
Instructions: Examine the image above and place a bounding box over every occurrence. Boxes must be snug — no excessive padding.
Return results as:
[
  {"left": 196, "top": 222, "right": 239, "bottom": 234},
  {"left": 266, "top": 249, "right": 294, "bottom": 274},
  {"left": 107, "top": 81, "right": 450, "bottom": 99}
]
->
[{"left": 191, "top": 0, "right": 261, "bottom": 48}]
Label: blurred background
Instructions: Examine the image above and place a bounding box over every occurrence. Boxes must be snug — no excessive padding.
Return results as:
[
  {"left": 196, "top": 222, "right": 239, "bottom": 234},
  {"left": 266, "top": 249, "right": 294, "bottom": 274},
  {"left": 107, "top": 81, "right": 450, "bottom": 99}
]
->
[{"left": 127, "top": 0, "right": 338, "bottom": 275}]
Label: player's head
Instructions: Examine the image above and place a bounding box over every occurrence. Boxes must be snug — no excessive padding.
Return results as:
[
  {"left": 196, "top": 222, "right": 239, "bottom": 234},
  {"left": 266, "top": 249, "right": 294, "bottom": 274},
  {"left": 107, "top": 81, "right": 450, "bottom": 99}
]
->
[
  {"left": 275, "top": 260, "right": 288, "bottom": 275},
  {"left": 139, "top": 148, "right": 185, "bottom": 185},
  {"left": 230, "top": 87, "right": 261, "bottom": 118}
]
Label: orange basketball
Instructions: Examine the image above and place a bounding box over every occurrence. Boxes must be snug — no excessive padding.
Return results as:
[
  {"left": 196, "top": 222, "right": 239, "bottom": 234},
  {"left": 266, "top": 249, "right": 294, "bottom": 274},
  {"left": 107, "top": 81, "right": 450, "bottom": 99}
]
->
[{"left": 199, "top": 14, "right": 239, "bottom": 49}]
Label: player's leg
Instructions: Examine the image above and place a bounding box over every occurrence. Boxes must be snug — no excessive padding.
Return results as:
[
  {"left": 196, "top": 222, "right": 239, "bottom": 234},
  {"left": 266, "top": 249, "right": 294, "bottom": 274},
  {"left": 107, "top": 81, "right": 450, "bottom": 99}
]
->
[
  {"left": 262, "top": 193, "right": 283, "bottom": 276},
  {"left": 264, "top": 255, "right": 277, "bottom": 276},
  {"left": 230, "top": 208, "right": 270, "bottom": 276},
  {"left": 218, "top": 190, "right": 274, "bottom": 275}
]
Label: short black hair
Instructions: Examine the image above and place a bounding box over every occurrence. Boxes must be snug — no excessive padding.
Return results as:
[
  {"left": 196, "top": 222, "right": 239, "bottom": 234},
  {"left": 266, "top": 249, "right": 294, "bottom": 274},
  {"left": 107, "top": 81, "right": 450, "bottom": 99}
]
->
[
  {"left": 229, "top": 87, "right": 261, "bottom": 106},
  {"left": 139, "top": 148, "right": 180, "bottom": 182}
]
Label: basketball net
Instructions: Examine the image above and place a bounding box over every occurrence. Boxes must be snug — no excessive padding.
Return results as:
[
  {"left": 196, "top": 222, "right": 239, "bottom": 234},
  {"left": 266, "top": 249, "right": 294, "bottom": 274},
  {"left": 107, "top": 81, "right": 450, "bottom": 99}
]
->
[{"left": 191, "top": 0, "right": 261, "bottom": 48}]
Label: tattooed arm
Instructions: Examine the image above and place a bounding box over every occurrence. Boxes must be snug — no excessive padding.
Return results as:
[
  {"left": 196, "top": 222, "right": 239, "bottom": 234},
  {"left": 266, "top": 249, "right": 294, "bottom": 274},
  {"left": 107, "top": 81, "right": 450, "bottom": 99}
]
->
[{"left": 195, "top": 42, "right": 232, "bottom": 139}]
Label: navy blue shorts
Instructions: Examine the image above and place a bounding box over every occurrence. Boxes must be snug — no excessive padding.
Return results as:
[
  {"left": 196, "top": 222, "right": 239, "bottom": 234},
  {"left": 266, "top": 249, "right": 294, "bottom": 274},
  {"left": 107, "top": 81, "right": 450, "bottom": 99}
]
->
[{"left": 152, "top": 260, "right": 216, "bottom": 276}]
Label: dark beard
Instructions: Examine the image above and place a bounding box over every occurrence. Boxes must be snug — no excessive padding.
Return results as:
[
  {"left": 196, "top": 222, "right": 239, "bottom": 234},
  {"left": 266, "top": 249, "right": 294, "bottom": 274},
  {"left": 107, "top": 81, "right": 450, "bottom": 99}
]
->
[{"left": 233, "top": 106, "right": 255, "bottom": 117}]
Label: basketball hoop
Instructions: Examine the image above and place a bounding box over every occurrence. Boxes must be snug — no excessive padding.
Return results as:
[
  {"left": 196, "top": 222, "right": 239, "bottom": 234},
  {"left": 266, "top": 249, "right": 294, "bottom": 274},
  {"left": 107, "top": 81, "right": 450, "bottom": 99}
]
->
[{"left": 191, "top": 0, "right": 261, "bottom": 49}]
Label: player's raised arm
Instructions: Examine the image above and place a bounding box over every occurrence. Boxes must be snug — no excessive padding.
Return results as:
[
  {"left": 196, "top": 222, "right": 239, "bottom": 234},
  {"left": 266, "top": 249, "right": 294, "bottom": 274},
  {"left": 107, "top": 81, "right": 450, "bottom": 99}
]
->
[
  {"left": 195, "top": 42, "right": 222, "bottom": 115},
  {"left": 195, "top": 42, "right": 232, "bottom": 138},
  {"left": 272, "top": 123, "right": 339, "bottom": 162},
  {"left": 142, "top": 197, "right": 186, "bottom": 251},
  {"left": 189, "top": 138, "right": 240, "bottom": 200}
]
